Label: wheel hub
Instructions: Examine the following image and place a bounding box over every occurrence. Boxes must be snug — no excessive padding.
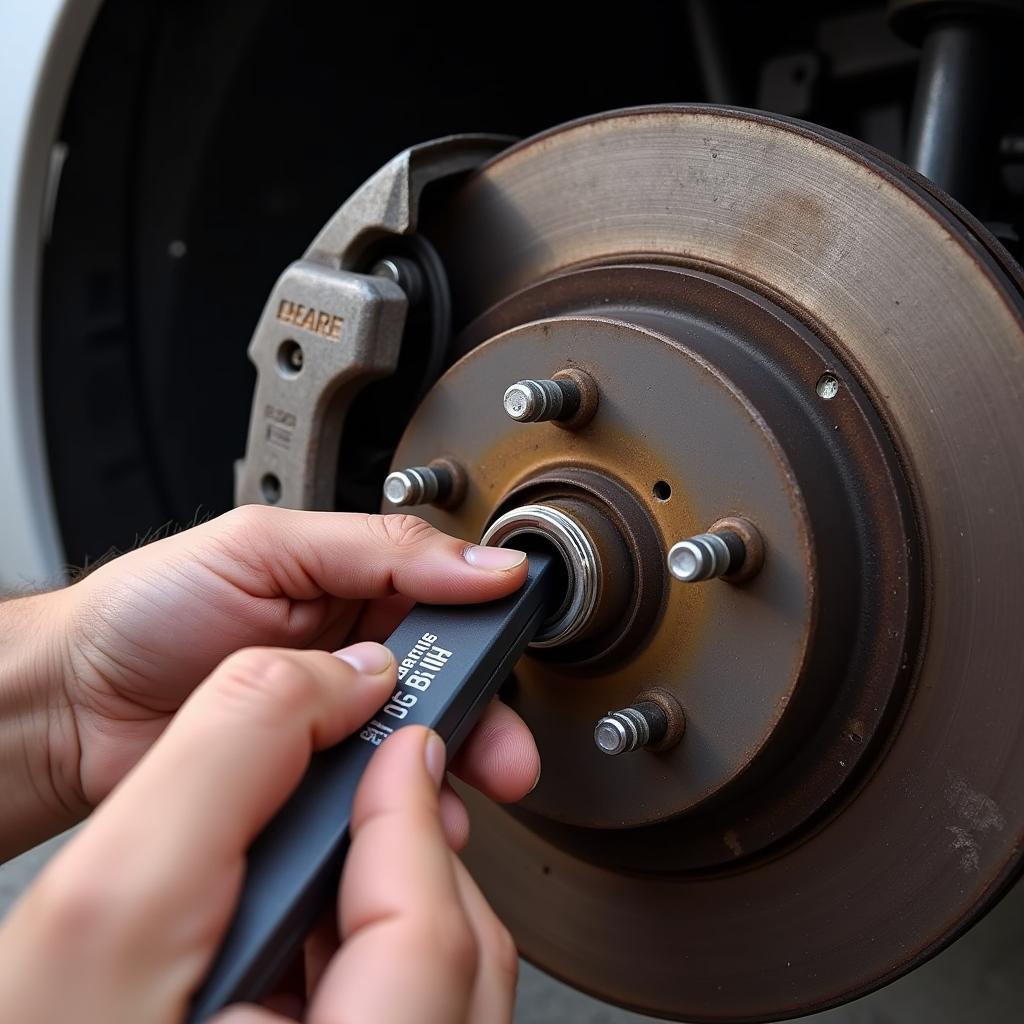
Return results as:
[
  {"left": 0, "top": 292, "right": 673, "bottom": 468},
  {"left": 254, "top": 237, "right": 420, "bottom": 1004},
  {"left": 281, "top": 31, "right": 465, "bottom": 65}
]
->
[{"left": 389, "top": 263, "right": 919, "bottom": 852}]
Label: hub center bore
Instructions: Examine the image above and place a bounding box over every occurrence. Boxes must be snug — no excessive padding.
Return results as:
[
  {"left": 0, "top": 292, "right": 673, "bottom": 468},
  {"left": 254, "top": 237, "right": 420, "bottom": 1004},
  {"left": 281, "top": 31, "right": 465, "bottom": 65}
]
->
[{"left": 481, "top": 503, "right": 602, "bottom": 648}]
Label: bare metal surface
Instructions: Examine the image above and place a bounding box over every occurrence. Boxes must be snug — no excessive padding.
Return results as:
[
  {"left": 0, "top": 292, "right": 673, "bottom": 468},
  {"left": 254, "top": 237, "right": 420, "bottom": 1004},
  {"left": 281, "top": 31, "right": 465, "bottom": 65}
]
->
[
  {"left": 235, "top": 266, "right": 406, "bottom": 509},
  {"left": 502, "top": 370, "right": 598, "bottom": 428},
  {"left": 666, "top": 532, "right": 733, "bottom": 582},
  {"left": 383, "top": 466, "right": 440, "bottom": 506},
  {"left": 416, "top": 108, "right": 1024, "bottom": 1019},
  {"left": 372, "top": 256, "right": 424, "bottom": 304},
  {"left": 594, "top": 712, "right": 643, "bottom": 756},
  {"left": 307, "top": 135, "right": 512, "bottom": 271},
  {"left": 594, "top": 703, "right": 667, "bottom": 755},
  {"left": 504, "top": 378, "right": 572, "bottom": 422},
  {"left": 382, "top": 459, "right": 466, "bottom": 509}
]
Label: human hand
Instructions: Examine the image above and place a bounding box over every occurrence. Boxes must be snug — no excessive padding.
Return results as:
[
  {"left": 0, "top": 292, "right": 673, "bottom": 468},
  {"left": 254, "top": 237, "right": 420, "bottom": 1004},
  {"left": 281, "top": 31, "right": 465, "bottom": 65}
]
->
[
  {"left": 0, "top": 642, "right": 518, "bottom": 1023},
  {"left": 2, "top": 508, "right": 538, "bottom": 856}
]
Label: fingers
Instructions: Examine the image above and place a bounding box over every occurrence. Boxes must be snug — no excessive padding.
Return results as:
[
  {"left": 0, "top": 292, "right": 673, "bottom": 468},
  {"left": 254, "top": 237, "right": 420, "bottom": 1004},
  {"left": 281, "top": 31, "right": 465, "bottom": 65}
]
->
[
  {"left": 451, "top": 699, "right": 541, "bottom": 803},
  {"left": 307, "top": 728, "right": 477, "bottom": 1024},
  {"left": 0, "top": 642, "right": 396, "bottom": 1023},
  {"left": 347, "top": 593, "right": 416, "bottom": 645},
  {"left": 439, "top": 783, "right": 471, "bottom": 851},
  {"left": 213, "top": 1007, "right": 292, "bottom": 1023},
  {"left": 303, "top": 910, "right": 341, "bottom": 997},
  {"left": 94, "top": 641, "right": 396, "bottom": 861},
  {"left": 202, "top": 506, "right": 528, "bottom": 605},
  {"left": 453, "top": 858, "right": 520, "bottom": 1024}
]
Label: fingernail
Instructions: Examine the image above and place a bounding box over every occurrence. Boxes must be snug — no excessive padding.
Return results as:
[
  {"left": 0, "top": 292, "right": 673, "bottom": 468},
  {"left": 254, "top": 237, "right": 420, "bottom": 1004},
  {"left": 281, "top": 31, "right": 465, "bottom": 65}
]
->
[
  {"left": 424, "top": 730, "right": 447, "bottom": 788},
  {"left": 335, "top": 642, "right": 393, "bottom": 675},
  {"left": 529, "top": 763, "right": 542, "bottom": 794},
  {"left": 463, "top": 545, "right": 527, "bottom": 571}
]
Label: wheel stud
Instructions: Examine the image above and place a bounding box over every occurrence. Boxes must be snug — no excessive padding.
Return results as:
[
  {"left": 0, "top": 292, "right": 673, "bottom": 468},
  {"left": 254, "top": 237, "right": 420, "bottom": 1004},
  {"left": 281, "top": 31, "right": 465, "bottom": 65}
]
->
[
  {"left": 503, "top": 377, "right": 581, "bottom": 423},
  {"left": 383, "top": 459, "right": 464, "bottom": 509},
  {"left": 594, "top": 689, "right": 685, "bottom": 756},
  {"left": 667, "top": 532, "right": 741, "bottom": 582},
  {"left": 667, "top": 519, "right": 763, "bottom": 583}
]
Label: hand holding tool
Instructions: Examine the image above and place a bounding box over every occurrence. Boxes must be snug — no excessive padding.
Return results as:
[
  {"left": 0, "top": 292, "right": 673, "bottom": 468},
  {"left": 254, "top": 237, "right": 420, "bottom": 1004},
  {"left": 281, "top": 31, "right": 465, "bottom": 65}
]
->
[{"left": 187, "top": 551, "right": 559, "bottom": 1021}]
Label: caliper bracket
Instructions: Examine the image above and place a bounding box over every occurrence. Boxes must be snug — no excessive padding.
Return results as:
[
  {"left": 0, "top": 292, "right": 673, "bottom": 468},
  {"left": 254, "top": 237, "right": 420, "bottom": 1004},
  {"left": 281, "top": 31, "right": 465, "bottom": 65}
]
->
[{"left": 234, "top": 134, "right": 512, "bottom": 510}]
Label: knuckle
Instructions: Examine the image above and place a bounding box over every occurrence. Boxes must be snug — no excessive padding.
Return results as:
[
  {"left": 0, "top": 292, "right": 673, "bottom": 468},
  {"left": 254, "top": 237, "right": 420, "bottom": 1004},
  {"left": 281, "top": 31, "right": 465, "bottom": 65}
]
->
[
  {"left": 425, "top": 909, "right": 479, "bottom": 984},
  {"left": 215, "top": 647, "right": 321, "bottom": 720},
  {"left": 29, "top": 863, "right": 124, "bottom": 950},
  {"left": 485, "top": 918, "right": 520, "bottom": 985},
  {"left": 366, "top": 513, "right": 438, "bottom": 550},
  {"left": 217, "top": 503, "right": 279, "bottom": 541}
]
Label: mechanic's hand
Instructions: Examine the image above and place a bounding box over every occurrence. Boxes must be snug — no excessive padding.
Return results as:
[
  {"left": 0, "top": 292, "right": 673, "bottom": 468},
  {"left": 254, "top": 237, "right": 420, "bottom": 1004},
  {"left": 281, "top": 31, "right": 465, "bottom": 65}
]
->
[
  {"left": 4, "top": 507, "right": 536, "bottom": 856},
  {"left": 0, "top": 643, "right": 518, "bottom": 1023}
]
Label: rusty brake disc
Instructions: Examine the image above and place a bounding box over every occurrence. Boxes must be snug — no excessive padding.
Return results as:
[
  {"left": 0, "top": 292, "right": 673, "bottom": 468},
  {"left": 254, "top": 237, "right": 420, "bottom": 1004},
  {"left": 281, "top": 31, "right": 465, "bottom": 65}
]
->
[{"left": 387, "top": 107, "right": 1024, "bottom": 1021}]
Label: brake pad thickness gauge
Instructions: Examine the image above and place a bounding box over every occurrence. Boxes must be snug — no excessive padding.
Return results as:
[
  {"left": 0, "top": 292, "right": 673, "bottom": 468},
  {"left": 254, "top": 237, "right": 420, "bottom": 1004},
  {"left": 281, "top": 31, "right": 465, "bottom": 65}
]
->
[{"left": 187, "top": 551, "right": 559, "bottom": 1021}]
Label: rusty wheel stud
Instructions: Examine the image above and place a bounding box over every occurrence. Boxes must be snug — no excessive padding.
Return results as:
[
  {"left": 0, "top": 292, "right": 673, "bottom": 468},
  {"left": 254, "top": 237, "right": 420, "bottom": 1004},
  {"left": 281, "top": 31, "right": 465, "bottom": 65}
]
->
[
  {"left": 668, "top": 520, "right": 763, "bottom": 583},
  {"left": 595, "top": 702, "right": 669, "bottom": 755},
  {"left": 503, "top": 377, "right": 582, "bottom": 422},
  {"left": 383, "top": 459, "right": 465, "bottom": 509}
]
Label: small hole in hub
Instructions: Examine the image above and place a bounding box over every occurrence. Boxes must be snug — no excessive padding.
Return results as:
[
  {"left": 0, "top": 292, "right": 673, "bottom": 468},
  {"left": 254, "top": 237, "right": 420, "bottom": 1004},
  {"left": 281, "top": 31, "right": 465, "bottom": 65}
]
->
[
  {"left": 260, "top": 473, "right": 282, "bottom": 504},
  {"left": 653, "top": 480, "right": 672, "bottom": 502}
]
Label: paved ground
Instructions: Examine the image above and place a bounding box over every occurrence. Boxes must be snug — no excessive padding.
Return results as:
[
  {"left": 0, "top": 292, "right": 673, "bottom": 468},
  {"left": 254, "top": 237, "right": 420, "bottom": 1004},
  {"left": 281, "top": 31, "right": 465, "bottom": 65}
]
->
[{"left": 3, "top": 835, "right": 1022, "bottom": 1022}]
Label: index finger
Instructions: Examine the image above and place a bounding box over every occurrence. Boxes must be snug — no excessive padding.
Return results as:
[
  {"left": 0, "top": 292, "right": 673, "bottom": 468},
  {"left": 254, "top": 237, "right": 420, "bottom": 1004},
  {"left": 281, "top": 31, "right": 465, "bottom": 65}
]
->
[{"left": 306, "top": 727, "right": 477, "bottom": 1024}]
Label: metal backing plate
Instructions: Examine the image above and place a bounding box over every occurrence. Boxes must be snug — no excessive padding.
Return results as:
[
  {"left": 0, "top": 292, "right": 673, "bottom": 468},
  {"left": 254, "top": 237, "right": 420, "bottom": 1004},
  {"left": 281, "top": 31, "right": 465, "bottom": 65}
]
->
[{"left": 410, "top": 107, "right": 1024, "bottom": 1021}]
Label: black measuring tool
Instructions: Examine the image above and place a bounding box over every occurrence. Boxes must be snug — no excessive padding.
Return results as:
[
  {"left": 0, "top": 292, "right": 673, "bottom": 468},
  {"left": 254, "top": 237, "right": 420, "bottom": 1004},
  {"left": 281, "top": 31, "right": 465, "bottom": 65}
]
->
[{"left": 187, "top": 550, "right": 560, "bottom": 1021}]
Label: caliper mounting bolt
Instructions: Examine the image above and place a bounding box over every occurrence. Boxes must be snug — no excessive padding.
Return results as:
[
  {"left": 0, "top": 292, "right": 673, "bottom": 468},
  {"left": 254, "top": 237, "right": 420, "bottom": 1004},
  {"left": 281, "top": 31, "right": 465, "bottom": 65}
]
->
[
  {"left": 383, "top": 457, "right": 465, "bottom": 510},
  {"left": 594, "top": 688, "right": 685, "bottom": 756},
  {"left": 372, "top": 256, "right": 424, "bottom": 304},
  {"left": 667, "top": 517, "right": 764, "bottom": 583},
  {"left": 502, "top": 368, "right": 599, "bottom": 429}
]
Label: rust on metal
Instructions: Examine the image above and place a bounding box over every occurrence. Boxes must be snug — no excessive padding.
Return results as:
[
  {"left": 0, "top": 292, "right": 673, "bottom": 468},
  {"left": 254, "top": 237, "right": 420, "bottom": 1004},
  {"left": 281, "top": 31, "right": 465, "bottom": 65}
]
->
[
  {"left": 551, "top": 366, "right": 600, "bottom": 430},
  {"left": 426, "top": 455, "right": 467, "bottom": 510},
  {"left": 710, "top": 515, "right": 765, "bottom": 583},
  {"left": 633, "top": 685, "right": 687, "bottom": 752}
]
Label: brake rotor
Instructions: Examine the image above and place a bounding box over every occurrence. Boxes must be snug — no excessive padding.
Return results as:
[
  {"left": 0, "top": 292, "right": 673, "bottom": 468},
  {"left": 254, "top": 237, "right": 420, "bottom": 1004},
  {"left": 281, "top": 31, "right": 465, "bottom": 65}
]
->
[{"left": 379, "top": 108, "right": 1024, "bottom": 1021}]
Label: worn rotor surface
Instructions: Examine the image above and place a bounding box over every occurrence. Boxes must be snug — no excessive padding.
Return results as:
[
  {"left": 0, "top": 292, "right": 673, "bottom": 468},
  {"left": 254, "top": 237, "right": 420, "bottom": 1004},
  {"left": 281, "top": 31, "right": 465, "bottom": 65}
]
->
[{"left": 385, "top": 107, "right": 1024, "bottom": 1021}]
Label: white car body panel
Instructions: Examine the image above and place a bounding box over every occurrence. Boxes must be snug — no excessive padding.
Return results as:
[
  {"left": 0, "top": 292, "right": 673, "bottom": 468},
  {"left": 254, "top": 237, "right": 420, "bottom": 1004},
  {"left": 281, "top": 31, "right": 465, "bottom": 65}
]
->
[{"left": 0, "top": 0, "right": 100, "bottom": 588}]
